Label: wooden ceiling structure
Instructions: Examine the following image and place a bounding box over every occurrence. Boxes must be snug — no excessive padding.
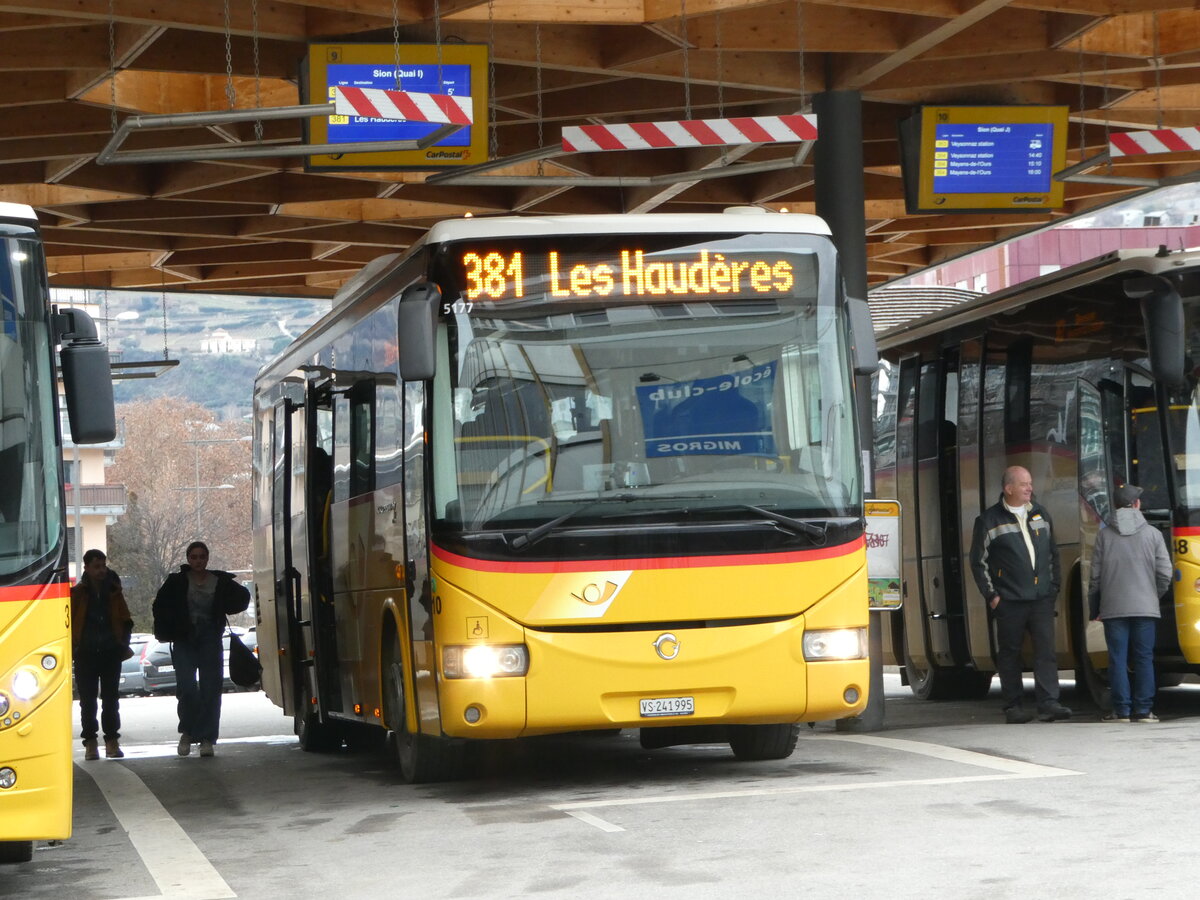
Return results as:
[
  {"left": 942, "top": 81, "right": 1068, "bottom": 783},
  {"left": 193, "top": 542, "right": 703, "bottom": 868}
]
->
[{"left": 4, "top": 0, "right": 1200, "bottom": 297}]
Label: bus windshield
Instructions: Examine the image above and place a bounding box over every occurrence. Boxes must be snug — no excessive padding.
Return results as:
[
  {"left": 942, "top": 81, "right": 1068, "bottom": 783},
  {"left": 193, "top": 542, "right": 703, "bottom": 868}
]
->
[
  {"left": 0, "top": 233, "right": 61, "bottom": 576},
  {"left": 430, "top": 232, "right": 860, "bottom": 540}
]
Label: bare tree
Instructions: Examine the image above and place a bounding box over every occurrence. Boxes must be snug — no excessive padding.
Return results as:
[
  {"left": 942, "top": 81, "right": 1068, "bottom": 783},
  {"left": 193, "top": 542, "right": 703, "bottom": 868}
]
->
[{"left": 107, "top": 397, "right": 251, "bottom": 625}]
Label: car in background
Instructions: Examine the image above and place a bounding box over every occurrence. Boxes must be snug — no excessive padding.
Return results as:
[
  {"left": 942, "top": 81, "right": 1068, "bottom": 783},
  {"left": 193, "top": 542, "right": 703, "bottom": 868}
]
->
[
  {"left": 139, "top": 627, "right": 257, "bottom": 695},
  {"left": 118, "top": 633, "right": 153, "bottom": 696}
]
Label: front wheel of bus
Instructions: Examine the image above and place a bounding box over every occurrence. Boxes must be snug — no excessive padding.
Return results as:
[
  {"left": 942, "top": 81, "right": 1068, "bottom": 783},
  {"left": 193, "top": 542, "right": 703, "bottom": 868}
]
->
[
  {"left": 0, "top": 840, "right": 33, "bottom": 864},
  {"left": 728, "top": 723, "right": 800, "bottom": 760},
  {"left": 296, "top": 707, "right": 342, "bottom": 753},
  {"left": 383, "top": 638, "right": 463, "bottom": 783}
]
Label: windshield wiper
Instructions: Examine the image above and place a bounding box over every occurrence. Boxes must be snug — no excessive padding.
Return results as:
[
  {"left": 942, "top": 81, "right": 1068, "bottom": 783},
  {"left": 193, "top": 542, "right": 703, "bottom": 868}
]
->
[
  {"left": 730, "top": 504, "right": 828, "bottom": 541},
  {"left": 510, "top": 493, "right": 714, "bottom": 550}
]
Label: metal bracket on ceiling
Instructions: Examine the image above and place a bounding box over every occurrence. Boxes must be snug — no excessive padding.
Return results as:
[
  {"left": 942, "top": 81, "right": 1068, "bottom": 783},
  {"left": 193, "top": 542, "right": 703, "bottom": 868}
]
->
[
  {"left": 95, "top": 102, "right": 462, "bottom": 165},
  {"left": 1053, "top": 153, "right": 1162, "bottom": 187},
  {"left": 426, "top": 141, "right": 814, "bottom": 187}
]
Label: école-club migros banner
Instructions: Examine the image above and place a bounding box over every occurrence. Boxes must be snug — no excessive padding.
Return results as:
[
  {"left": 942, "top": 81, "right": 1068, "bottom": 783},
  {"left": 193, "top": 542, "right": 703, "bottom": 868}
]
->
[{"left": 636, "top": 363, "right": 777, "bottom": 458}]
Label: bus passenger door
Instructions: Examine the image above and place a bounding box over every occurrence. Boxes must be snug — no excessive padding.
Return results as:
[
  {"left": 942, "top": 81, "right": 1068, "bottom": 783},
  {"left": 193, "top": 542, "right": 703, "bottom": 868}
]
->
[
  {"left": 306, "top": 386, "right": 342, "bottom": 714},
  {"left": 914, "top": 355, "right": 965, "bottom": 670},
  {"left": 271, "top": 398, "right": 303, "bottom": 717},
  {"left": 1077, "top": 379, "right": 1113, "bottom": 687}
]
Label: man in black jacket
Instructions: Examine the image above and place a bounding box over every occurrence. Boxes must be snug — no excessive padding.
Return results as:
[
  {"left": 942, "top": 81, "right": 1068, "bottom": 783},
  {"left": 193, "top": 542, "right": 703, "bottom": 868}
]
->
[{"left": 969, "top": 465, "right": 1072, "bottom": 724}]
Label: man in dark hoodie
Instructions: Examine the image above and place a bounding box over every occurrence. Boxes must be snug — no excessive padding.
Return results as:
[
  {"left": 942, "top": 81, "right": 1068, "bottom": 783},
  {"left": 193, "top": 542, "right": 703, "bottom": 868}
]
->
[
  {"left": 71, "top": 549, "right": 134, "bottom": 759},
  {"left": 1088, "top": 483, "right": 1172, "bottom": 723}
]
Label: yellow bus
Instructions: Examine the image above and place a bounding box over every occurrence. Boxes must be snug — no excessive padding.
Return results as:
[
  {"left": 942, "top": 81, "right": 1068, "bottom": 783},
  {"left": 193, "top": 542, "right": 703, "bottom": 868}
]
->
[
  {"left": 0, "top": 203, "right": 115, "bottom": 862},
  {"left": 252, "top": 211, "right": 877, "bottom": 782},
  {"left": 873, "top": 247, "right": 1200, "bottom": 706}
]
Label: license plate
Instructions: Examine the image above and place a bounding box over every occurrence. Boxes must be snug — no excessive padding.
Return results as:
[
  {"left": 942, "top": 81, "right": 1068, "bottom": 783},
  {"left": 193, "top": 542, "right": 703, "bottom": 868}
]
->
[
  {"left": 639, "top": 696, "right": 694, "bottom": 718},
  {"left": 158, "top": 665, "right": 174, "bottom": 673}
]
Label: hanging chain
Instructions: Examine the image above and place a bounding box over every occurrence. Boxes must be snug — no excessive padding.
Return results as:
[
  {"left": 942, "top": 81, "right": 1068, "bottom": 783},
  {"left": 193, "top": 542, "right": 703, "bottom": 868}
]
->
[
  {"left": 434, "top": 0, "right": 444, "bottom": 92},
  {"left": 1078, "top": 41, "right": 1087, "bottom": 163},
  {"left": 488, "top": 0, "right": 497, "bottom": 159},
  {"left": 680, "top": 0, "right": 691, "bottom": 119},
  {"left": 161, "top": 269, "right": 169, "bottom": 361},
  {"left": 796, "top": 0, "right": 807, "bottom": 111},
  {"left": 1103, "top": 53, "right": 1112, "bottom": 172},
  {"left": 103, "top": 288, "right": 111, "bottom": 343},
  {"left": 223, "top": 0, "right": 235, "bottom": 109},
  {"left": 252, "top": 0, "right": 262, "bottom": 141},
  {"left": 108, "top": 0, "right": 118, "bottom": 133},
  {"left": 1152, "top": 13, "right": 1164, "bottom": 130},
  {"left": 392, "top": 0, "right": 401, "bottom": 89},
  {"left": 715, "top": 12, "right": 724, "bottom": 118},
  {"left": 535, "top": 23, "right": 544, "bottom": 174}
]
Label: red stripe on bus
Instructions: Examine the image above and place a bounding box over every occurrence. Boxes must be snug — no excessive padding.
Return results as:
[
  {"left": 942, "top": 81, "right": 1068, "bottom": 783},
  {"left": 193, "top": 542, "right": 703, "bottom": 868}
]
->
[
  {"left": 0, "top": 582, "right": 70, "bottom": 603},
  {"left": 1174, "top": 527, "right": 1200, "bottom": 536},
  {"left": 432, "top": 537, "right": 864, "bottom": 574}
]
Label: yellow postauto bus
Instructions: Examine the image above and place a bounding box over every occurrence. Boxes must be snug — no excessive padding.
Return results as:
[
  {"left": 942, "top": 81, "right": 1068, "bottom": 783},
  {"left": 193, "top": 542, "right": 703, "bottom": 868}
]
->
[
  {"left": 252, "top": 210, "right": 877, "bottom": 782},
  {"left": 0, "top": 203, "right": 115, "bottom": 862}
]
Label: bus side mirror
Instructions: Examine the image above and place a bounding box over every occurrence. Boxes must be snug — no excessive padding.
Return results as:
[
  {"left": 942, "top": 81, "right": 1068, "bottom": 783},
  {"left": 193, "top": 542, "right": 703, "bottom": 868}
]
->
[
  {"left": 397, "top": 282, "right": 440, "bottom": 381},
  {"left": 847, "top": 297, "right": 880, "bottom": 376},
  {"left": 1126, "top": 276, "right": 1185, "bottom": 387},
  {"left": 55, "top": 307, "right": 116, "bottom": 444}
]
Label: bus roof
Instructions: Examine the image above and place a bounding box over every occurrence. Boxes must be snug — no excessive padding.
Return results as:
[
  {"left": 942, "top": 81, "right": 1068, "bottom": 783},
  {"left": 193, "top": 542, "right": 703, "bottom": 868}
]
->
[
  {"left": 876, "top": 245, "right": 1200, "bottom": 350},
  {"left": 0, "top": 202, "right": 36, "bottom": 222},
  {"left": 423, "top": 210, "right": 832, "bottom": 244}
]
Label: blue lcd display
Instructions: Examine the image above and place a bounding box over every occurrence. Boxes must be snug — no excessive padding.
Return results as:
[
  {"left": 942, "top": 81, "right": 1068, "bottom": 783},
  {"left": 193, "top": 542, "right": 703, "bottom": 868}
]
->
[
  {"left": 931, "top": 122, "right": 1053, "bottom": 194},
  {"left": 327, "top": 63, "right": 471, "bottom": 147}
]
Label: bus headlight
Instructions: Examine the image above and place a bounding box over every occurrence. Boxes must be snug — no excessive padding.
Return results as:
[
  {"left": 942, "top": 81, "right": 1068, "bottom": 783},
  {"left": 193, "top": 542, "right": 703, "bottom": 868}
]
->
[
  {"left": 0, "top": 693, "right": 8, "bottom": 717},
  {"left": 443, "top": 645, "right": 529, "bottom": 679},
  {"left": 0, "top": 767, "right": 15, "bottom": 789},
  {"left": 803, "top": 628, "right": 867, "bottom": 661},
  {"left": 11, "top": 669, "right": 39, "bottom": 701}
]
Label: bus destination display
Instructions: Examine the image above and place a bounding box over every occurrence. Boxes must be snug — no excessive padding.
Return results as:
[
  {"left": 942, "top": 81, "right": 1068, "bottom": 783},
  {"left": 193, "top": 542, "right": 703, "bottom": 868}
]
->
[{"left": 458, "top": 247, "right": 807, "bottom": 303}]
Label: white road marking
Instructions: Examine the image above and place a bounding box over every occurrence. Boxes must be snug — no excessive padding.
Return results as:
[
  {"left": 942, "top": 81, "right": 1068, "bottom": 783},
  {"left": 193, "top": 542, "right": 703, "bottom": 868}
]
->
[
  {"left": 551, "top": 734, "right": 1080, "bottom": 828},
  {"left": 816, "top": 733, "right": 1083, "bottom": 777},
  {"left": 77, "top": 759, "right": 237, "bottom": 899},
  {"left": 562, "top": 810, "right": 626, "bottom": 832}
]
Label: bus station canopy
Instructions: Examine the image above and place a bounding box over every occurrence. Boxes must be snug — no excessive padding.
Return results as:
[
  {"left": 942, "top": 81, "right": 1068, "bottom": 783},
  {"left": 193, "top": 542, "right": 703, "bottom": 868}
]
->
[{"left": 5, "top": 0, "right": 1200, "bottom": 296}]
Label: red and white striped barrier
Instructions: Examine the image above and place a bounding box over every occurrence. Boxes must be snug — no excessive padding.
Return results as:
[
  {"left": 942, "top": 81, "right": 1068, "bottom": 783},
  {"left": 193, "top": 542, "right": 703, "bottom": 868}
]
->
[
  {"left": 562, "top": 114, "right": 818, "bottom": 153},
  {"left": 332, "top": 87, "right": 473, "bottom": 125},
  {"left": 1109, "top": 127, "right": 1200, "bottom": 157}
]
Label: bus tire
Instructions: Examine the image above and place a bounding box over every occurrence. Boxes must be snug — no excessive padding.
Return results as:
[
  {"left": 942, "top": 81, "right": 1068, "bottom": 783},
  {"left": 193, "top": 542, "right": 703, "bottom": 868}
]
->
[
  {"left": 296, "top": 708, "right": 342, "bottom": 753},
  {"left": 383, "top": 638, "right": 464, "bottom": 783},
  {"left": 904, "top": 650, "right": 992, "bottom": 700},
  {"left": 0, "top": 840, "right": 33, "bottom": 864},
  {"left": 728, "top": 723, "right": 800, "bottom": 760}
]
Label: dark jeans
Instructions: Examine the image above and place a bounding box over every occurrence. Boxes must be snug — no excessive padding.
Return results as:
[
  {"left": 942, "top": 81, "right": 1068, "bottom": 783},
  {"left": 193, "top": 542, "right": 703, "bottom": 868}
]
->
[
  {"left": 75, "top": 650, "right": 121, "bottom": 742},
  {"left": 171, "top": 626, "right": 224, "bottom": 744},
  {"left": 1103, "top": 616, "right": 1157, "bottom": 716},
  {"left": 993, "top": 597, "right": 1060, "bottom": 709}
]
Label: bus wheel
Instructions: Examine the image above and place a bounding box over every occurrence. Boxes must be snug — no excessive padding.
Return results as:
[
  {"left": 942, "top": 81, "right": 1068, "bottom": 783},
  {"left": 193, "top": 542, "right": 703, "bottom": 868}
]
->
[
  {"left": 383, "top": 638, "right": 463, "bottom": 783},
  {"left": 904, "top": 650, "right": 992, "bottom": 700},
  {"left": 728, "top": 724, "right": 800, "bottom": 761},
  {"left": 0, "top": 840, "right": 33, "bottom": 864},
  {"left": 295, "top": 707, "right": 342, "bottom": 753}
]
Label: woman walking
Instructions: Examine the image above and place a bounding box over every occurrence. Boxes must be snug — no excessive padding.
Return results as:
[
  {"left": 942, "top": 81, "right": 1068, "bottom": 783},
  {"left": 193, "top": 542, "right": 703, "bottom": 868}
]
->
[{"left": 152, "top": 541, "right": 250, "bottom": 757}]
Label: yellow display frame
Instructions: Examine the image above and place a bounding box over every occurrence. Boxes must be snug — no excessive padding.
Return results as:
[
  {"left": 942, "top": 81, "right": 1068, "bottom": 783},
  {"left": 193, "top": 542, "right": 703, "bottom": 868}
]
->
[
  {"left": 914, "top": 105, "right": 1068, "bottom": 213},
  {"left": 304, "top": 43, "right": 489, "bottom": 170}
]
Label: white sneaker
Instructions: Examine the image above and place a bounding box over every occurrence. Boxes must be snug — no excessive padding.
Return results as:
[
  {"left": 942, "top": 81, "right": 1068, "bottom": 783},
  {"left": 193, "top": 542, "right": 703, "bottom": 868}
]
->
[
  {"left": 199, "top": 741, "right": 215, "bottom": 757},
  {"left": 177, "top": 733, "right": 191, "bottom": 757}
]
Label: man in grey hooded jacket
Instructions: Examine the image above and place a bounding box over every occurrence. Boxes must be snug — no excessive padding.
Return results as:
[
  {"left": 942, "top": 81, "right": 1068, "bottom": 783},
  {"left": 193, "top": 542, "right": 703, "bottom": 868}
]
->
[{"left": 1088, "top": 483, "right": 1172, "bottom": 723}]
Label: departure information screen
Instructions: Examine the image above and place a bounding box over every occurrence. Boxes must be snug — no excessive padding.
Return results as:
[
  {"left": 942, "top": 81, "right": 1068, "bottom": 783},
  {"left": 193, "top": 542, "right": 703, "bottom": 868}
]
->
[{"left": 449, "top": 242, "right": 814, "bottom": 304}]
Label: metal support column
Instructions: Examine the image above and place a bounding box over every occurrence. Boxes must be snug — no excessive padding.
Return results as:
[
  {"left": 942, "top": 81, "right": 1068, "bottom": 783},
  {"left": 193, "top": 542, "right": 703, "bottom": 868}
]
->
[{"left": 813, "top": 89, "right": 885, "bottom": 732}]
